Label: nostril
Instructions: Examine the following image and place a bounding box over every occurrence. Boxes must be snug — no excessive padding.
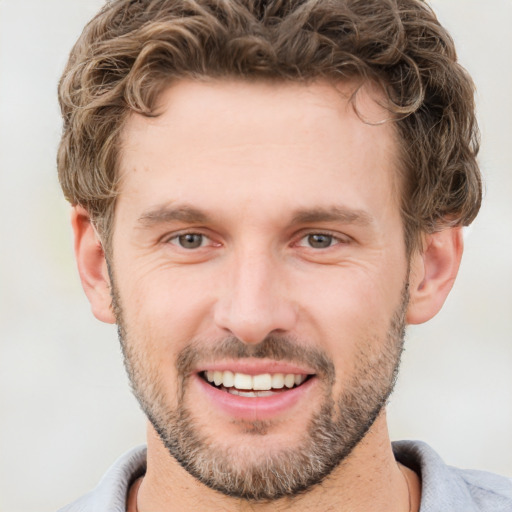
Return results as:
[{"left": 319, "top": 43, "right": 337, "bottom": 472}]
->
[{"left": 212, "top": 286, "right": 298, "bottom": 345}]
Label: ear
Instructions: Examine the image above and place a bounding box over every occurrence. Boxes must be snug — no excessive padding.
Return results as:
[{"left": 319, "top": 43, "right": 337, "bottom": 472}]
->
[
  {"left": 71, "top": 206, "right": 116, "bottom": 324},
  {"left": 406, "top": 227, "right": 464, "bottom": 325}
]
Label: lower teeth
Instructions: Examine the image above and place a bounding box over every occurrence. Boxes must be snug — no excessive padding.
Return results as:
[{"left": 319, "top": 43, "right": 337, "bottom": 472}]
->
[{"left": 227, "top": 388, "right": 276, "bottom": 397}]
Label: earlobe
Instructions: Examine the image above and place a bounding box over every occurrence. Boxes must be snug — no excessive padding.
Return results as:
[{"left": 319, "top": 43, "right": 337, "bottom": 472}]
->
[
  {"left": 71, "top": 206, "right": 116, "bottom": 324},
  {"left": 406, "top": 227, "right": 464, "bottom": 325}
]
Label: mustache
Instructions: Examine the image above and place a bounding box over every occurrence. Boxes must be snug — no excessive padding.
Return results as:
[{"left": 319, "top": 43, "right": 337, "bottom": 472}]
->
[{"left": 176, "top": 334, "right": 335, "bottom": 384}]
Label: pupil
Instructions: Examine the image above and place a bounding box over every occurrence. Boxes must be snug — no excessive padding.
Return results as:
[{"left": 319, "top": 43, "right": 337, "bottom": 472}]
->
[
  {"left": 308, "top": 234, "right": 332, "bottom": 248},
  {"left": 179, "top": 234, "right": 203, "bottom": 249}
]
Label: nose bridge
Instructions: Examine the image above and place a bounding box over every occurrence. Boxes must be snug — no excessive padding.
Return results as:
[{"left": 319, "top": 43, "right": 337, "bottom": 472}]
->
[{"left": 214, "top": 244, "right": 296, "bottom": 344}]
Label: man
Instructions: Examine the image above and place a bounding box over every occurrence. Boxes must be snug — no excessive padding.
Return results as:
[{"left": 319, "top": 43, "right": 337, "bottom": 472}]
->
[{"left": 56, "top": 0, "right": 512, "bottom": 510}]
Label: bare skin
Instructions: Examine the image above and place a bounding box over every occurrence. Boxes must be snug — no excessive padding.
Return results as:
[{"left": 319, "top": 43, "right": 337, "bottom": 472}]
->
[{"left": 73, "top": 79, "right": 461, "bottom": 512}]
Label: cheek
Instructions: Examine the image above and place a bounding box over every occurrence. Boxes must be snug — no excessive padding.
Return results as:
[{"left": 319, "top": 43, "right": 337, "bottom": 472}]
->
[
  {"left": 298, "top": 262, "right": 403, "bottom": 323},
  {"left": 117, "top": 263, "right": 218, "bottom": 353},
  {"left": 293, "top": 265, "right": 406, "bottom": 369}
]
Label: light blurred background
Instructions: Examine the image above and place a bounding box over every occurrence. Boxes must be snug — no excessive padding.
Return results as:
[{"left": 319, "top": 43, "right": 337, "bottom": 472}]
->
[{"left": 0, "top": 1, "right": 511, "bottom": 510}]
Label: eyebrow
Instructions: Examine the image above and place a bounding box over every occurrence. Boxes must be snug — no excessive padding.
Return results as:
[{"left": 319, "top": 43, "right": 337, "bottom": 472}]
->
[
  {"left": 137, "top": 203, "right": 373, "bottom": 229},
  {"left": 290, "top": 206, "right": 374, "bottom": 227},
  {"left": 137, "top": 204, "right": 209, "bottom": 227}
]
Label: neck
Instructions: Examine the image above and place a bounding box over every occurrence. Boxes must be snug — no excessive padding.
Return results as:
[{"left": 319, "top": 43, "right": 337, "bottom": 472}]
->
[{"left": 136, "top": 410, "right": 420, "bottom": 512}]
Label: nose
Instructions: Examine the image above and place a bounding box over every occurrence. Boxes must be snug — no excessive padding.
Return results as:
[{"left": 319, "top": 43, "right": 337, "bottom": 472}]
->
[{"left": 213, "top": 250, "right": 298, "bottom": 345}]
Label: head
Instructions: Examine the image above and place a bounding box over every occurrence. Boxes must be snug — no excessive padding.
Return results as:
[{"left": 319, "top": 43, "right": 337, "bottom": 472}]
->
[
  {"left": 59, "top": 0, "right": 481, "bottom": 503},
  {"left": 58, "top": 0, "right": 481, "bottom": 257}
]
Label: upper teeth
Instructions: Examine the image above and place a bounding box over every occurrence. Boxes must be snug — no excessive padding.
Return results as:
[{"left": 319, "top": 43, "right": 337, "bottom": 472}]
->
[{"left": 205, "top": 371, "right": 306, "bottom": 391}]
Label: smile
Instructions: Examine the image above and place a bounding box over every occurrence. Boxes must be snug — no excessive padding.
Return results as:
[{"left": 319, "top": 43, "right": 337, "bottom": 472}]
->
[{"left": 201, "top": 370, "right": 311, "bottom": 397}]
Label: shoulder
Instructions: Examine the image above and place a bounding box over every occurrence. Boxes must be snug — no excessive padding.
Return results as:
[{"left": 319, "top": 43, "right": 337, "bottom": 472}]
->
[
  {"left": 57, "top": 445, "right": 147, "bottom": 512},
  {"left": 454, "top": 466, "right": 512, "bottom": 511},
  {"left": 393, "top": 440, "right": 512, "bottom": 512}
]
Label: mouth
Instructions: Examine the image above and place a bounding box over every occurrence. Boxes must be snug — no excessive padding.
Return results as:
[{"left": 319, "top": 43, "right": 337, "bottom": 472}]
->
[
  {"left": 200, "top": 370, "right": 313, "bottom": 397},
  {"left": 193, "top": 365, "right": 318, "bottom": 421}
]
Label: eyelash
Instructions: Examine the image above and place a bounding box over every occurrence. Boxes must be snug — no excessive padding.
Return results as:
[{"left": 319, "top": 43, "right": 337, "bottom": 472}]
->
[
  {"left": 165, "top": 230, "right": 348, "bottom": 250},
  {"left": 295, "top": 231, "right": 348, "bottom": 249},
  {"left": 166, "top": 232, "right": 212, "bottom": 249}
]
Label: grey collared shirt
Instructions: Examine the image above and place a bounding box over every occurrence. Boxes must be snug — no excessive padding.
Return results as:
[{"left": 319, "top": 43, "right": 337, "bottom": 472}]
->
[{"left": 58, "top": 441, "right": 512, "bottom": 511}]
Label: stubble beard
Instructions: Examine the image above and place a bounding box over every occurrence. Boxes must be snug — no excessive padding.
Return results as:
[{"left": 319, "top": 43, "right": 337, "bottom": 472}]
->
[{"left": 111, "top": 278, "right": 409, "bottom": 502}]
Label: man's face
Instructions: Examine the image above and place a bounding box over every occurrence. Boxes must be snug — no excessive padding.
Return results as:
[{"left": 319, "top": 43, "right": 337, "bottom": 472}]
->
[{"left": 110, "top": 80, "right": 410, "bottom": 499}]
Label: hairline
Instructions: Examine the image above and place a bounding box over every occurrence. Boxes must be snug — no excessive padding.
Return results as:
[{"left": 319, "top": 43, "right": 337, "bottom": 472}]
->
[{"left": 94, "top": 75, "right": 418, "bottom": 261}]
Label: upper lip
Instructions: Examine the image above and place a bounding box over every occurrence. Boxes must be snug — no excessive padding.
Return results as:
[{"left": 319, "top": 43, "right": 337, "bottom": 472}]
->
[{"left": 195, "top": 359, "right": 316, "bottom": 376}]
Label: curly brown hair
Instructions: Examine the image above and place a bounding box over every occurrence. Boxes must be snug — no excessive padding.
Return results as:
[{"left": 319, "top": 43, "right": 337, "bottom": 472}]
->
[{"left": 57, "top": 0, "right": 481, "bottom": 254}]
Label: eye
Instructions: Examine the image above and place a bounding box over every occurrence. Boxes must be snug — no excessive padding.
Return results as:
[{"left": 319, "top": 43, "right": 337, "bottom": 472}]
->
[
  {"left": 297, "top": 233, "right": 341, "bottom": 249},
  {"left": 170, "top": 233, "right": 207, "bottom": 249}
]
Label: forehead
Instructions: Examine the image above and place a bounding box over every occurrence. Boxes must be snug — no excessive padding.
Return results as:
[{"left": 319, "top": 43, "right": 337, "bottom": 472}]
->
[
  {"left": 122, "top": 78, "right": 395, "bottom": 152},
  {"left": 117, "top": 79, "right": 400, "bottom": 227}
]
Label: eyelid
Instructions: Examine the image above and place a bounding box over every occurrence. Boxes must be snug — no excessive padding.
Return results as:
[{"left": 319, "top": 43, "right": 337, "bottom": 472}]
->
[
  {"left": 161, "top": 228, "right": 350, "bottom": 249},
  {"left": 171, "top": 234, "right": 206, "bottom": 249},
  {"left": 163, "top": 229, "right": 208, "bottom": 243},
  {"left": 293, "top": 230, "right": 351, "bottom": 247},
  {"left": 163, "top": 227, "right": 227, "bottom": 250}
]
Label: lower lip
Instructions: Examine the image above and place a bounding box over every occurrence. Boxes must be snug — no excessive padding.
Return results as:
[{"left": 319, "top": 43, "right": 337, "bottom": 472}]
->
[{"left": 193, "top": 374, "right": 317, "bottom": 421}]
